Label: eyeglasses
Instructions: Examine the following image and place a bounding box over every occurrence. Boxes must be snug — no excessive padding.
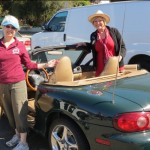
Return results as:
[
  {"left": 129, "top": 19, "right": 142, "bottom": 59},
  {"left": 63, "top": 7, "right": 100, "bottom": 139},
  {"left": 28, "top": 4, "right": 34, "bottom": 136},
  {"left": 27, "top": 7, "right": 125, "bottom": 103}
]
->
[
  {"left": 93, "top": 20, "right": 104, "bottom": 23},
  {"left": 5, "top": 25, "right": 16, "bottom": 30}
]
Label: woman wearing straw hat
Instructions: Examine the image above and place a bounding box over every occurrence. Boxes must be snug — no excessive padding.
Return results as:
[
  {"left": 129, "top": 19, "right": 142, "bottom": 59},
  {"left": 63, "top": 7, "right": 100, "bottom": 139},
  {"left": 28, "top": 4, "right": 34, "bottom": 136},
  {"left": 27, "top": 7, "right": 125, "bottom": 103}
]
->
[{"left": 78, "top": 10, "right": 126, "bottom": 76}]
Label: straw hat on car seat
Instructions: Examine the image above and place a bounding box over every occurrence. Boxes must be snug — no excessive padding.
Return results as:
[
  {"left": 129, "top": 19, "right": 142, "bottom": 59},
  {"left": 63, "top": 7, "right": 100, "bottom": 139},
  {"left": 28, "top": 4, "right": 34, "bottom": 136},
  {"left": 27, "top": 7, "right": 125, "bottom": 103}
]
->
[{"left": 88, "top": 10, "right": 110, "bottom": 24}]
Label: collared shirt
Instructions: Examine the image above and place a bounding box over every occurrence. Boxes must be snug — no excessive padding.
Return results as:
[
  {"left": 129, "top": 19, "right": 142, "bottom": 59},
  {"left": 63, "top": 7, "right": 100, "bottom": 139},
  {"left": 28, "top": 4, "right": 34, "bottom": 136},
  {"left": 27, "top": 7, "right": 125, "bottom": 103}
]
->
[{"left": 0, "top": 37, "right": 37, "bottom": 83}]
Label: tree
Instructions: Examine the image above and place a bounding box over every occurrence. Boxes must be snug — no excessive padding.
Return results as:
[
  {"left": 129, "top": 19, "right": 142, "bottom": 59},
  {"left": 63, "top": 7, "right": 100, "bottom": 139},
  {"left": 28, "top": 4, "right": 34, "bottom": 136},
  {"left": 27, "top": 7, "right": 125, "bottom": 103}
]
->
[
  {"left": 22, "top": 0, "right": 90, "bottom": 26},
  {"left": 2, "top": 0, "right": 129, "bottom": 26}
]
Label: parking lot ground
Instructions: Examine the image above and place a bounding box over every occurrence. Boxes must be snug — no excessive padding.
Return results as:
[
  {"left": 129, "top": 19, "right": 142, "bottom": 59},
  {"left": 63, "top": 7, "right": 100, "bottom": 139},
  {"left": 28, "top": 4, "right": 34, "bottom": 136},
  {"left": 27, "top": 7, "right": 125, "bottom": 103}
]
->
[{"left": 0, "top": 115, "right": 49, "bottom": 150}]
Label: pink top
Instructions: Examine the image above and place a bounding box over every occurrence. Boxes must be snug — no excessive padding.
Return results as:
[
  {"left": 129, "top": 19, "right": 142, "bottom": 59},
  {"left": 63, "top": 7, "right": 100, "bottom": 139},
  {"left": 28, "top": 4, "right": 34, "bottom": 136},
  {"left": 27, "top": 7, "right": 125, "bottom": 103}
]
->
[
  {"left": 0, "top": 37, "right": 38, "bottom": 83},
  {"left": 95, "top": 29, "right": 115, "bottom": 76}
]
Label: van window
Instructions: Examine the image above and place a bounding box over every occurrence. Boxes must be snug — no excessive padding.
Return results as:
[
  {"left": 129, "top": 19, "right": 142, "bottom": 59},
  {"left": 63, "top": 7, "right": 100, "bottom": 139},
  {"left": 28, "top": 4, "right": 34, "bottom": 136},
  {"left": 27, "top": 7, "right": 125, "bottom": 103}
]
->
[{"left": 47, "top": 11, "right": 68, "bottom": 32}]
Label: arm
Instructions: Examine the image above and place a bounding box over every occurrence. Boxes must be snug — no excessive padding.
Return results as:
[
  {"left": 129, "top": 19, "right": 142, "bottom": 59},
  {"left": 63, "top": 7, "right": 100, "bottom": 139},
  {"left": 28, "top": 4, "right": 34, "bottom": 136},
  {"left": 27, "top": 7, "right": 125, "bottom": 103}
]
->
[
  {"left": 20, "top": 44, "right": 58, "bottom": 70},
  {"left": 37, "top": 59, "right": 58, "bottom": 69},
  {"left": 108, "top": 26, "right": 126, "bottom": 63},
  {"left": 113, "top": 28, "right": 126, "bottom": 58}
]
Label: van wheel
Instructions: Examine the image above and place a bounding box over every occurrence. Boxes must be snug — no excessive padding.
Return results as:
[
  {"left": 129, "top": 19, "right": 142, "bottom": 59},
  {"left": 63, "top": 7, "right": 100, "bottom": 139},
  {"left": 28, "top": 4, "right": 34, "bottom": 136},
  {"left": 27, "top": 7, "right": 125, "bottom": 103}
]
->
[
  {"left": 48, "top": 118, "right": 89, "bottom": 150},
  {"left": 129, "top": 56, "right": 150, "bottom": 71}
]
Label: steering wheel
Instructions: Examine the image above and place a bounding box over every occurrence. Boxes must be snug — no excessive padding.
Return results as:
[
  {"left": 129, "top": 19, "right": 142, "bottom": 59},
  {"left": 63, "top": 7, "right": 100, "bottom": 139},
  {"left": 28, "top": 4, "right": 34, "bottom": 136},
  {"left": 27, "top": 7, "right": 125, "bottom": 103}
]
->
[{"left": 26, "top": 68, "right": 49, "bottom": 91}]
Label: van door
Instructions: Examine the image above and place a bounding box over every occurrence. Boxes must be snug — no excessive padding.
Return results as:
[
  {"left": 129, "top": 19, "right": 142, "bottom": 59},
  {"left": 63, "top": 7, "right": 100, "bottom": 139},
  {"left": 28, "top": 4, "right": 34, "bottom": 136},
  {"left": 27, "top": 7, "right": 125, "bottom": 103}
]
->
[
  {"left": 123, "top": 1, "right": 150, "bottom": 70},
  {"left": 31, "top": 11, "right": 68, "bottom": 49},
  {"left": 66, "top": 3, "right": 126, "bottom": 44},
  {"left": 46, "top": 11, "right": 68, "bottom": 44}
]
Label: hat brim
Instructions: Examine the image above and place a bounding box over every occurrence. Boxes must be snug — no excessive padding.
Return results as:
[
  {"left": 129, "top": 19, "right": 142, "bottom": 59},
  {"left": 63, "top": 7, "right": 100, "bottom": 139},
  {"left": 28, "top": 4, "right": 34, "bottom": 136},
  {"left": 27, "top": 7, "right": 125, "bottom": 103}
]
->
[
  {"left": 88, "top": 14, "right": 110, "bottom": 24},
  {"left": 2, "top": 22, "right": 19, "bottom": 29}
]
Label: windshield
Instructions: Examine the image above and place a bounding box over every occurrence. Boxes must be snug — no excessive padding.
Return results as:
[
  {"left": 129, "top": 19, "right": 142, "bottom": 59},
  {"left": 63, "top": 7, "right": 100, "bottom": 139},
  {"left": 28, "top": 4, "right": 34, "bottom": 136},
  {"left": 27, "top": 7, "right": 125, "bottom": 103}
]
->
[
  {"left": 30, "top": 48, "right": 83, "bottom": 64},
  {"left": 47, "top": 11, "right": 68, "bottom": 32}
]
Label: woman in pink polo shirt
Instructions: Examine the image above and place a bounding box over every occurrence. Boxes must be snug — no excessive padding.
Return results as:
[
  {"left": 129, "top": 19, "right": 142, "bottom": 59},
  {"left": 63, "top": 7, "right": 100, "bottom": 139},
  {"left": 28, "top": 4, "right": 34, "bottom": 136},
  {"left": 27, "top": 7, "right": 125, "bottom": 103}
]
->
[{"left": 0, "top": 15, "right": 57, "bottom": 150}]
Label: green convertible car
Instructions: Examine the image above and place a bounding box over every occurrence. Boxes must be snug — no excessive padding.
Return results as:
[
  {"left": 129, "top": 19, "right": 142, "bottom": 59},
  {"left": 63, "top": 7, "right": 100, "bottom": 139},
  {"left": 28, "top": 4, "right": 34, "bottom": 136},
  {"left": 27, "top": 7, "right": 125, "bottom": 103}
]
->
[{"left": 24, "top": 44, "right": 150, "bottom": 150}]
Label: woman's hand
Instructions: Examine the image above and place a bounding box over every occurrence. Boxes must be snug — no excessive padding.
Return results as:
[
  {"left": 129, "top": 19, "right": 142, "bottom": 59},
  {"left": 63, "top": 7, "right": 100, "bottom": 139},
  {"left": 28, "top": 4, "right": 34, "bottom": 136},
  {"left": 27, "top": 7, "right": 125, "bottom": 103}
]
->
[
  {"left": 118, "top": 56, "right": 122, "bottom": 62},
  {"left": 46, "top": 59, "right": 59, "bottom": 68},
  {"left": 38, "top": 59, "right": 59, "bottom": 69}
]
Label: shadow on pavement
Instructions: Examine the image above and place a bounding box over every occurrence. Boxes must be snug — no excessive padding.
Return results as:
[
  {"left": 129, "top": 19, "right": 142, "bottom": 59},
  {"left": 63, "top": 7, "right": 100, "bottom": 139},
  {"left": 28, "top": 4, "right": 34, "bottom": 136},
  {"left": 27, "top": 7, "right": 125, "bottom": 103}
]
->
[{"left": 0, "top": 115, "right": 49, "bottom": 150}]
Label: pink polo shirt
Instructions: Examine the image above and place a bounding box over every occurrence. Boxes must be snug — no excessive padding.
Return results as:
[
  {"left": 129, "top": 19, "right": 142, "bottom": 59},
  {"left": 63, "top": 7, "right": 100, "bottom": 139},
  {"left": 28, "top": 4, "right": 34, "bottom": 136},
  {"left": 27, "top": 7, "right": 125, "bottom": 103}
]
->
[{"left": 0, "top": 37, "right": 38, "bottom": 84}]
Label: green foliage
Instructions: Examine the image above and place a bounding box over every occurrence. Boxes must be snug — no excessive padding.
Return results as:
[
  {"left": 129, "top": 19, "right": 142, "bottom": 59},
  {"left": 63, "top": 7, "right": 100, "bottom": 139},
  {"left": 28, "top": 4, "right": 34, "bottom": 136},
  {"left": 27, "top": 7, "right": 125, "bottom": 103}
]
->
[
  {"left": 72, "top": 1, "right": 91, "bottom": 7},
  {"left": 0, "top": 0, "right": 125, "bottom": 26},
  {"left": 0, "top": 4, "right": 3, "bottom": 15}
]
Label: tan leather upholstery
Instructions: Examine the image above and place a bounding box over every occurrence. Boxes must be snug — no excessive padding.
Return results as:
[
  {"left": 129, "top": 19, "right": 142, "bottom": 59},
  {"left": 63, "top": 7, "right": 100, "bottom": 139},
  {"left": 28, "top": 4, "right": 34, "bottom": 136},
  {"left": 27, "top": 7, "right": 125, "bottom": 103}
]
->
[
  {"left": 124, "top": 64, "right": 138, "bottom": 71},
  {"left": 28, "top": 99, "right": 35, "bottom": 113},
  {"left": 49, "top": 56, "right": 73, "bottom": 83},
  {"left": 100, "top": 56, "right": 119, "bottom": 76}
]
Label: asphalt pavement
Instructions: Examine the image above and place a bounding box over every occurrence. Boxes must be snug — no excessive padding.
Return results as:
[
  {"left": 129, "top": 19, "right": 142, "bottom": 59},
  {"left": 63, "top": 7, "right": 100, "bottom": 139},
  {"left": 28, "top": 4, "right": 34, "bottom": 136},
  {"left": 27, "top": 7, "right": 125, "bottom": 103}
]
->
[{"left": 0, "top": 115, "right": 49, "bottom": 150}]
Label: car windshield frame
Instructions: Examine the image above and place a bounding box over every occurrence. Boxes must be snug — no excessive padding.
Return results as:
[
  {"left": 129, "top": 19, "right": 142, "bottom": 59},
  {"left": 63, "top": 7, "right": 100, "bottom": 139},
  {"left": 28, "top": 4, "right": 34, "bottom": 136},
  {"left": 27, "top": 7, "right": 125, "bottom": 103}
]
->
[{"left": 30, "top": 44, "right": 92, "bottom": 67}]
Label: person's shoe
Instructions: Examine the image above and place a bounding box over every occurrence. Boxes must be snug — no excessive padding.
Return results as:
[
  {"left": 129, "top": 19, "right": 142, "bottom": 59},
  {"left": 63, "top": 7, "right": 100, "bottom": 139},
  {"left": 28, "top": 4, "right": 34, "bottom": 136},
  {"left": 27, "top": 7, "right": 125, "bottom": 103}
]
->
[
  {"left": 12, "top": 142, "right": 29, "bottom": 150},
  {"left": 6, "top": 134, "right": 20, "bottom": 147}
]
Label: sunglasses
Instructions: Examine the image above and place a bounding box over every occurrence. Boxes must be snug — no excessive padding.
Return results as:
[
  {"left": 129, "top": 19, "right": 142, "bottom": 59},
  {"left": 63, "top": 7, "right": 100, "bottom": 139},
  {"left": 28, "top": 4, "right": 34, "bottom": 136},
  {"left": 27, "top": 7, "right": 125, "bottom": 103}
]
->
[{"left": 5, "top": 25, "right": 16, "bottom": 30}]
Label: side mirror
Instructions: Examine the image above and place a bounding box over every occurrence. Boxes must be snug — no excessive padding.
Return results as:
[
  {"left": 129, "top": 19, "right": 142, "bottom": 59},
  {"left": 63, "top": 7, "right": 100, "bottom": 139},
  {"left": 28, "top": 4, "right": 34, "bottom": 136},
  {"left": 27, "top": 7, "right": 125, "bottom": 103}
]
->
[
  {"left": 41, "top": 22, "right": 48, "bottom": 30},
  {"left": 41, "top": 25, "right": 45, "bottom": 30}
]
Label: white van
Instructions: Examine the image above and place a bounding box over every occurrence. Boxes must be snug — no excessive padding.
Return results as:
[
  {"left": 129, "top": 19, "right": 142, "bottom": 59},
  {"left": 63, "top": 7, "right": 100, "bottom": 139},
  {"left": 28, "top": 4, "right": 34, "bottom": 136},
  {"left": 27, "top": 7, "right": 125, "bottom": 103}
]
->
[{"left": 31, "top": 1, "right": 150, "bottom": 71}]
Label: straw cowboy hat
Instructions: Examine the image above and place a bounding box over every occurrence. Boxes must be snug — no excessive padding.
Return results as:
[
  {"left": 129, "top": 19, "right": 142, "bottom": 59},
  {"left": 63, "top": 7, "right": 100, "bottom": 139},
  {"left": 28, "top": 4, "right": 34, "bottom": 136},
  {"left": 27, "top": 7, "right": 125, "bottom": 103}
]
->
[{"left": 88, "top": 10, "right": 110, "bottom": 24}]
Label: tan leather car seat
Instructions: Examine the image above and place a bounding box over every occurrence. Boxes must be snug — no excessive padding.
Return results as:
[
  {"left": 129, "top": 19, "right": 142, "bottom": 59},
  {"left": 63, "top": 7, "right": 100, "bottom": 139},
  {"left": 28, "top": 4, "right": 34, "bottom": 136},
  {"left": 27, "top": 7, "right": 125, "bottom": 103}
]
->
[
  {"left": 49, "top": 56, "right": 74, "bottom": 83},
  {"left": 100, "top": 56, "right": 119, "bottom": 76},
  {"left": 124, "top": 64, "right": 138, "bottom": 71}
]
